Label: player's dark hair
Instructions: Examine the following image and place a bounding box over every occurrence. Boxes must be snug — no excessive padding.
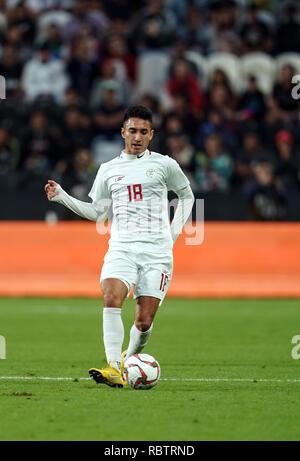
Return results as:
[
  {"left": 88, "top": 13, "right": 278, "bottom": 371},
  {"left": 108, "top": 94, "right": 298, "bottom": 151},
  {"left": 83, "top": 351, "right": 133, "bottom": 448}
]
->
[{"left": 123, "top": 105, "right": 153, "bottom": 126}]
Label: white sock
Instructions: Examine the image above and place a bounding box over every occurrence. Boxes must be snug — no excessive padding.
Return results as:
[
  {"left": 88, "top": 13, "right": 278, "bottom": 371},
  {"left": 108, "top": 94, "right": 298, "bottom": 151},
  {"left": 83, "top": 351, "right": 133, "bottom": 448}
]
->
[
  {"left": 103, "top": 307, "right": 124, "bottom": 372},
  {"left": 125, "top": 323, "right": 153, "bottom": 360}
]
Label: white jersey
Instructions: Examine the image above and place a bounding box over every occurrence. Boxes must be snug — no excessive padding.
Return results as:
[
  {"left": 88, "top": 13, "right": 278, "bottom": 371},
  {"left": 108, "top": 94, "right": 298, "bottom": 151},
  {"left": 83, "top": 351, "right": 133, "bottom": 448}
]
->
[{"left": 88, "top": 149, "right": 190, "bottom": 255}]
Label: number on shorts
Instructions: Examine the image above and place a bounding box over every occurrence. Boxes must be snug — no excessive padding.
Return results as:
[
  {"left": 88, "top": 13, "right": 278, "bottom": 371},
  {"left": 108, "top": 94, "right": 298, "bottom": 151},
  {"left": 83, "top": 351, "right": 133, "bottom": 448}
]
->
[
  {"left": 127, "top": 184, "right": 143, "bottom": 202},
  {"left": 160, "top": 273, "right": 168, "bottom": 292}
]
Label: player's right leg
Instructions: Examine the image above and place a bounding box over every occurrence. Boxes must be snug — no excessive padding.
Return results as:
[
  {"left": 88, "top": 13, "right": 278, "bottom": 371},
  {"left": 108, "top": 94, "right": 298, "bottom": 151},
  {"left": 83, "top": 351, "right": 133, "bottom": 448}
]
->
[{"left": 89, "top": 278, "right": 128, "bottom": 388}]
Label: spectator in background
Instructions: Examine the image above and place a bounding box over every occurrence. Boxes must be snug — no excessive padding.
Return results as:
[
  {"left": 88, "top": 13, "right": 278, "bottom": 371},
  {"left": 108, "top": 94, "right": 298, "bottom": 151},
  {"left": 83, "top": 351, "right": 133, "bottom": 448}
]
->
[
  {"left": 239, "top": 3, "right": 273, "bottom": 54},
  {"left": 75, "top": 22, "right": 101, "bottom": 58},
  {"left": 138, "top": 94, "right": 162, "bottom": 152},
  {"left": 61, "top": 0, "right": 110, "bottom": 42},
  {"left": 104, "top": 15, "right": 127, "bottom": 39},
  {"left": 160, "top": 112, "right": 184, "bottom": 152},
  {"left": 194, "top": 108, "right": 237, "bottom": 151},
  {"left": 0, "top": 44, "right": 23, "bottom": 99},
  {"left": 168, "top": 39, "right": 198, "bottom": 76},
  {"left": 164, "top": 93, "right": 199, "bottom": 139},
  {"left": 210, "top": 68, "right": 232, "bottom": 90},
  {"left": 235, "top": 130, "right": 273, "bottom": 188},
  {"left": 60, "top": 147, "right": 97, "bottom": 219},
  {"left": 275, "top": 3, "right": 300, "bottom": 55},
  {"left": 63, "top": 87, "right": 84, "bottom": 109},
  {"left": 128, "top": 0, "right": 176, "bottom": 52},
  {"left": 0, "top": 126, "right": 19, "bottom": 177},
  {"left": 246, "top": 161, "right": 287, "bottom": 220},
  {"left": 58, "top": 87, "right": 91, "bottom": 124},
  {"left": 18, "top": 111, "right": 57, "bottom": 191},
  {"left": 163, "top": 113, "right": 184, "bottom": 137},
  {"left": 43, "top": 23, "right": 67, "bottom": 59},
  {"left": 66, "top": 36, "right": 99, "bottom": 100},
  {"left": 102, "top": 34, "right": 136, "bottom": 82},
  {"left": 19, "top": 110, "right": 59, "bottom": 170},
  {"left": 167, "top": 58, "right": 205, "bottom": 116},
  {"left": 22, "top": 42, "right": 69, "bottom": 104},
  {"left": 209, "top": 68, "right": 235, "bottom": 103},
  {"left": 103, "top": 0, "right": 138, "bottom": 22},
  {"left": 194, "top": 133, "right": 234, "bottom": 192},
  {"left": 264, "top": 97, "right": 286, "bottom": 147},
  {"left": 30, "top": 4, "right": 74, "bottom": 44},
  {"left": 139, "top": 94, "right": 162, "bottom": 130},
  {"left": 59, "top": 105, "right": 92, "bottom": 161},
  {"left": 204, "top": 0, "right": 240, "bottom": 55},
  {"left": 93, "top": 82, "right": 124, "bottom": 141},
  {"left": 180, "top": 4, "right": 211, "bottom": 53},
  {"left": 238, "top": 76, "right": 266, "bottom": 123},
  {"left": 274, "top": 129, "right": 300, "bottom": 193},
  {"left": 90, "top": 62, "right": 116, "bottom": 107},
  {"left": 6, "top": 0, "right": 36, "bottom": 45},
  {"left": 3, "top": 24, "right": 33, "bottom": 63},
  {"left": 206, "top": 82, "right": 236, "bottom": 123},
  {"left": 25, "top": 0, "right": 75, "bottom": 12},
  {"left": 90, "top": 51, "right": 131, "bottom": 109},
  {"left": 272, "top": 64, "right": 300, "bottom": 123},
  {"left": 165, "top": 0, "right": 188, "bottom": 27},
  {"left": 166, "top": 132, "right": 196, "bottom": 188},
  {"left": 91, "top": 83, "right": 124, "bottom": 164}
]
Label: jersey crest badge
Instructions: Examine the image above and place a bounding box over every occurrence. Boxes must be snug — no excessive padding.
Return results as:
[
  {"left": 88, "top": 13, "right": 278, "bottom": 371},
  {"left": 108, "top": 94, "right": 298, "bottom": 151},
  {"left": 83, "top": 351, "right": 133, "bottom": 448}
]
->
[{"left": 146, "top": 168, "right": 156, "bottom": 179}]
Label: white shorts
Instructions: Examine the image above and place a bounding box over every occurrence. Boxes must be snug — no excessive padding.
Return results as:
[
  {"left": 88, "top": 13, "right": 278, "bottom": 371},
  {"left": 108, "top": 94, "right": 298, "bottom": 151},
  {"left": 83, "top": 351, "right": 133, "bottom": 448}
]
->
[{"left": 100, "top": 249, "right": 173, "bottom": 306}]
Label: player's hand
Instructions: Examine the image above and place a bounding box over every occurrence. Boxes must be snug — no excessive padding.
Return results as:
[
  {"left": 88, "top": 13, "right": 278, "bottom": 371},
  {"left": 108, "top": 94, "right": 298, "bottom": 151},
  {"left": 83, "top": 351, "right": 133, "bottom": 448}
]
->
[{"left": 45, "top": 180, "right": 60, "bottom": 201}]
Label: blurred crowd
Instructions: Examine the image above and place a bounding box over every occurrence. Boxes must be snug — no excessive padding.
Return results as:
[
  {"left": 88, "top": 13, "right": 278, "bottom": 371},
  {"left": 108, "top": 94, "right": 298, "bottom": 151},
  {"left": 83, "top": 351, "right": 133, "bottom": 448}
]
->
[{"left": 0, "top": 0, "right": 300, "bottom": 220}]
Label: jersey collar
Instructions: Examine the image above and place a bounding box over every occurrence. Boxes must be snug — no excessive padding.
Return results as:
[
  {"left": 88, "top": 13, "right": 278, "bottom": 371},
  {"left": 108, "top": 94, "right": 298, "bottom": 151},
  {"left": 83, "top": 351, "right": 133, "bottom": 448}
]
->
[{"left": 120, "top": 149, "right": 148, "bottom": 160}]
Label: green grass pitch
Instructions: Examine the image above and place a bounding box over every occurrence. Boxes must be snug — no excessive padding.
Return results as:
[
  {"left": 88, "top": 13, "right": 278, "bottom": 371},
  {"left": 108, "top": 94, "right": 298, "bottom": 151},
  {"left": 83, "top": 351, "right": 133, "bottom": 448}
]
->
[{"left": 1, "top": 297, "right": 300, "bottom": 441}]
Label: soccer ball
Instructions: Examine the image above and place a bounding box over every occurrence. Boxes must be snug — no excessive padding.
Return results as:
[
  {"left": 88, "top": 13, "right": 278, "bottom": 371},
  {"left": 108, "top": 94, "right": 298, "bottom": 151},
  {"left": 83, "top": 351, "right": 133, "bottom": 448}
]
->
[{"left": 123, "top": 353, "right": 161, "bottom": 390}]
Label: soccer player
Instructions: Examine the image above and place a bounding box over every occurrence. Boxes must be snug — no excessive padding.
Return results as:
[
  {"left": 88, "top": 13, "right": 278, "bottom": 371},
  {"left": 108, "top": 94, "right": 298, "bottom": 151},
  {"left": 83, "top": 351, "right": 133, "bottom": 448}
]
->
[{"left": 45, "top": 105, "right": 194, "bottom": 388}]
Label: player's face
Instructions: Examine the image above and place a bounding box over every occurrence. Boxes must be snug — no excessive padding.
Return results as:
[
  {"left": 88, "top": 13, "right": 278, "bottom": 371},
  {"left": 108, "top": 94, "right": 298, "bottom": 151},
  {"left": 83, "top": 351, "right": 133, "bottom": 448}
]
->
[{"left": 121, "top": 118, "right": 154, "bottom": 155}]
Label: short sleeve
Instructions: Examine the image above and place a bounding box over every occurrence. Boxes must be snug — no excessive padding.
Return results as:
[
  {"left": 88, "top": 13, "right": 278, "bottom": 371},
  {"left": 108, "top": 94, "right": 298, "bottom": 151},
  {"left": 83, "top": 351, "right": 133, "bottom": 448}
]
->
[
  {"left": 165, "top": 156, "right": 190, "bottom": 192},
  {"left": 88, "top": 165, "right": 110, "bottom": 203}
]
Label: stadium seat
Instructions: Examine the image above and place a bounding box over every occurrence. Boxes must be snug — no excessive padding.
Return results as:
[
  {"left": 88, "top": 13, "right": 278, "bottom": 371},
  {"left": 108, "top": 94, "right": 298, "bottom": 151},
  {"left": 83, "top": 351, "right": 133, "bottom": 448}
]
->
[
  {"left": 207, "top": 52, "right": 243, "bottom": 93},
  {"left": 136, "top": 52, "right": 171, "bottom": 99},
  {"left": 185, "top": 51, "right": 208, "bottom": 88},
  {"left": 276, "top": 52, "right": 300, "bottom": 76},
  {"left": 241, "top": 52, "right": 276, "bottom": 95}
]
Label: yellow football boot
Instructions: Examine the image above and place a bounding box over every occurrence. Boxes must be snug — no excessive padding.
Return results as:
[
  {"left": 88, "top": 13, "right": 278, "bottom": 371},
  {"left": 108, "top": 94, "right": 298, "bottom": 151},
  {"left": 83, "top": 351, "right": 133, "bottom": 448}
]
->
[{"left": 89, "top": 364, "right": 127, "bottom": 388}]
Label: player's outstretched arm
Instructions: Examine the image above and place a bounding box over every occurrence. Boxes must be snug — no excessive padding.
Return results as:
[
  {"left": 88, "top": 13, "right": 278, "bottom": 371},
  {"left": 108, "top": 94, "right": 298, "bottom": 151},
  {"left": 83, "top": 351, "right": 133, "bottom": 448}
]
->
[
  {"left": 44, "top": 180, "right": 109, "bottom": 222},
  {"left": 171, "top": 185, "right": 195, "bottom": 244}
]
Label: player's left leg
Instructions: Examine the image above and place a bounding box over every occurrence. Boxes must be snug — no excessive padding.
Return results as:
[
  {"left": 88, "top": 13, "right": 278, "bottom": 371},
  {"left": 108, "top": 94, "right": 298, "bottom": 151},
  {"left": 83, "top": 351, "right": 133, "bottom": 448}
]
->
[
  {"left": 125, "top": 296, "right": 160, "bottom": 359},
  {"left": 124, "top": 253, "right": 173, "bottom": 360}
]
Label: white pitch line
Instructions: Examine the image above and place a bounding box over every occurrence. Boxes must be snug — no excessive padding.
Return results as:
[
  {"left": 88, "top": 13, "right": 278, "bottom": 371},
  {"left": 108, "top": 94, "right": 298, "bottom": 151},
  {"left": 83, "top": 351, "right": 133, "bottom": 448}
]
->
[
  {"left": 0, "top": 376, "right": 300, "bottom": 383},
  {"left": 0, "top": 376, "right": 82, "bottom": 381}
]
